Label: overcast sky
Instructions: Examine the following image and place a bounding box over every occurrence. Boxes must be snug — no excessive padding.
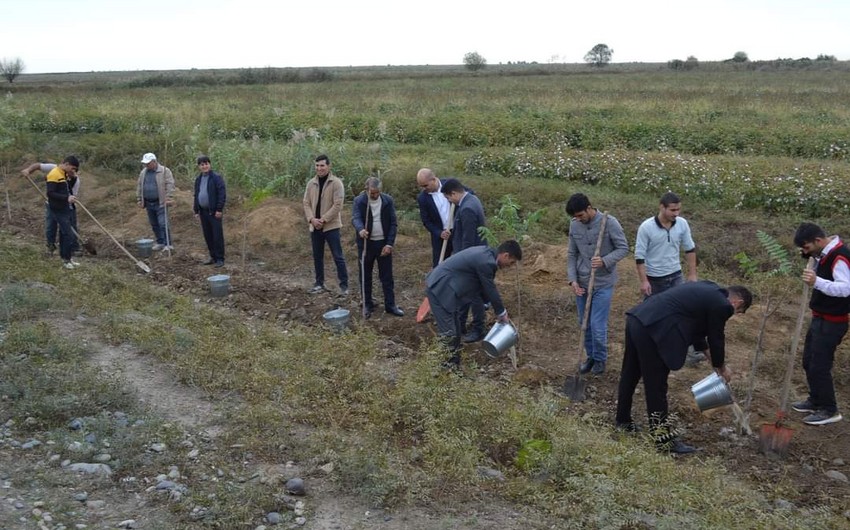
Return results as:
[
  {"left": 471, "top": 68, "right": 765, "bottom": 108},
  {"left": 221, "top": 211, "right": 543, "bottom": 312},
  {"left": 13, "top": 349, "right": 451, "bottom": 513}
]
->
[{"left": 3, "top": 0, "right": 849, "bottom": 73}]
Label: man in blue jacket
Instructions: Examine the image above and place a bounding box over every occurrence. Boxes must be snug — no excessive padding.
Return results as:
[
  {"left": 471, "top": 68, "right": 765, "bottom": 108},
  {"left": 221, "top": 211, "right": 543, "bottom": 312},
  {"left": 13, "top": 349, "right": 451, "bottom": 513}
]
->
[
  {"left": 426, "top": 241, "right": 522, "bottom": 367},
  {"left": 193, "top": 155, "right": 226, "bottom": 267},
  {"left": 352, "top": 177, "right": 404, "bottom": 318}
]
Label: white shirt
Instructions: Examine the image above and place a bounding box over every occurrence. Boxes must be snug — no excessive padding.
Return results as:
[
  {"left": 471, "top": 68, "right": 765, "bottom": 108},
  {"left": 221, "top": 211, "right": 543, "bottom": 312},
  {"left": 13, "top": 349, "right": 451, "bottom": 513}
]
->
[
  {"left": 429, "top": 182, "right": 451, "bottom": 230},
  {"left": 814, "top": 236, "right": 850, "bottom": 298}
]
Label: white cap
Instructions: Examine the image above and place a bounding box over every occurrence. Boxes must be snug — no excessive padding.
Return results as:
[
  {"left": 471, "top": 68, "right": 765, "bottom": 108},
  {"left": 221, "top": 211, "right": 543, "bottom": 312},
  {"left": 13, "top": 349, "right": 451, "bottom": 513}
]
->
[{"left": 141, "top": 153, "right": 157, "bottom": 164}]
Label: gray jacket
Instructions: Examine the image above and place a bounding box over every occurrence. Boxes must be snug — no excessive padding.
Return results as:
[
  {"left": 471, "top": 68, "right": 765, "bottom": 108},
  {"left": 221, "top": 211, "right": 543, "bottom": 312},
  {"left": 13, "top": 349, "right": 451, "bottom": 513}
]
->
[
  {"left": 567, "top": 211, "right": 629, "bottom": 290},
  {"left": 426, "top": 246, "right": 505, "bottom": 316}
]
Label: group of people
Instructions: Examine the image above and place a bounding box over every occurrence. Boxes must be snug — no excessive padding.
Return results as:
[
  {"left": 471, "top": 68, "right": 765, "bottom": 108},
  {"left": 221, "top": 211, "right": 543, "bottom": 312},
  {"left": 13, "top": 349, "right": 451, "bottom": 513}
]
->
[{"left": 21, "top": 154, "right": 845, "bottom": 454}]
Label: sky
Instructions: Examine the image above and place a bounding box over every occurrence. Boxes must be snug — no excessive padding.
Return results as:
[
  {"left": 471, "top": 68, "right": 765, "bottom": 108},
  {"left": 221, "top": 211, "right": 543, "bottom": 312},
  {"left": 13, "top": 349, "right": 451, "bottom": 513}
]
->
[{"left": 2, "top": 0, "right": 849, "bottom": 74}]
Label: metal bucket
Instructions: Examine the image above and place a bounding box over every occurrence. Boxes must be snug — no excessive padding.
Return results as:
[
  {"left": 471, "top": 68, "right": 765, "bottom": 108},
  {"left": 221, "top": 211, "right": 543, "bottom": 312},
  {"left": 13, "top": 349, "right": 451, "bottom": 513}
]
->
[
  {"left": 323, "top": 308, "right": 350, "bottom": 332},
  {"left": 136, "top": 238, "right": 154, "bottom": 258},
  {"left": 207, "top": 274, "right": 231, "bottom": 297},
  {"left": 691, "top": 372, "right": 733, "bottom": 412},
  {"left": 482, "top": 321, "right": 518, "bottom": 359}
]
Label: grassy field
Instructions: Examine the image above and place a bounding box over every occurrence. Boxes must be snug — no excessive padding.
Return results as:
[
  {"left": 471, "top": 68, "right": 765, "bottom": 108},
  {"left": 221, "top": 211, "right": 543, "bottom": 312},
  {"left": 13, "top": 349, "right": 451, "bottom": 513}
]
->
[{"left": 2, "top": 65, "right": 850, "bottom": 527}]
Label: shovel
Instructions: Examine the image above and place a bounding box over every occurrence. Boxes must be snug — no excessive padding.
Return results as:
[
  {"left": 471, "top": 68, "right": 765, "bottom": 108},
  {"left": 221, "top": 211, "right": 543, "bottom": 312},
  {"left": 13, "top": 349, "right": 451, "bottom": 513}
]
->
[
  {"left": 22, "top": 172, "right": 97, "bottom": 255},
  {"left": 75, "top": 200, "right": 152, "bottom": 274},
  {"left": 563, "top": 212, "right": 608, "bottom": 401},
  {"left": 360, "top": 203, "right": 371, "bottom": 320},
  {"left": 417, "top": 203, "right": 455, "bottom": 323},
  {"left": 759, "top": 256, "right": 815, "bottom": 457}
]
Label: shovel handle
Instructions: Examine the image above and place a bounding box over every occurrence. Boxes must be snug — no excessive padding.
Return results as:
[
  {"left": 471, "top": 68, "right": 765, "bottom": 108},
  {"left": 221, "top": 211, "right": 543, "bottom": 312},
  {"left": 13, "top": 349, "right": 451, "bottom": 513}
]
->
[
  {"left": 778, "top": 257, "right": 816, "bottom": 412},
  {"left": 575, "top": 213, "right": 608, "bottom": 371},
  {"left": 76, "top": 200, "right": 151, "bottom": 273}
]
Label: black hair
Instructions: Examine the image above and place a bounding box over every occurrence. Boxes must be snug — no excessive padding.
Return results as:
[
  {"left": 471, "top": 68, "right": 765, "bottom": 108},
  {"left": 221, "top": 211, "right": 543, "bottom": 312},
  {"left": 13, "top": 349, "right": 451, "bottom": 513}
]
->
[
  {"left": 565, "top": 193, "right": 591, "bottom": 216},
  {"left": 727, "top": 285, "right": 753, "bottom": 313},
  {"left": 315, "top": 154, "right": 330, "bottom": 164},
  {"left": 660, "top": 191, "right": 681, "bottom": 207},
  {"left": 63, "top": 155, "right": 80, "bottom": 169},
  {"left": 441, "top": 178, "right": 464, "bottom": 195},
  {"left": 196, "top": 155, "right": 211, "bottom": 165},
  {"left": 497, "top": 240, "right": 523, "bottom": 261},
  {"left": 794, "top": 222, "right": 826, "bottom": 247}
]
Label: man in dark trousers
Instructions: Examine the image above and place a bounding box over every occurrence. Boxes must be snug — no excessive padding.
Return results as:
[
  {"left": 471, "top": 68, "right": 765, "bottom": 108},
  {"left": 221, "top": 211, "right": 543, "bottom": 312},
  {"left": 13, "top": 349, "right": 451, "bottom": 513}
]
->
[
  {"left": 352, "top": 176, "right": 404, "bottom": 318},
  {"left": 442, "top": 178, "right": 488, "bottom": 343},
  {"left": 193, "top": 155, "right": 227, "bottom": 267},
  {"left": 426, "top": 241, "right": 522, "bottom": 368},
  {"left": 416, "top": 168, "right": 454, "bottom": 268},
  {"left": 791, "top": 222, "right": 849, "bottom": 426},
  {"left": 615, "top": 281, "right": 752, "bottom": 453}
]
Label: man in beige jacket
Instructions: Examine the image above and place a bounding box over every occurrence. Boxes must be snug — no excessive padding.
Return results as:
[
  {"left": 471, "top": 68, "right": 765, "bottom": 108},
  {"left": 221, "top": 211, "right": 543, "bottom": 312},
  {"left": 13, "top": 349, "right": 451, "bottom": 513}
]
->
[
  {"left": 137, "top": 152, "right": 175, "bottom": 251},
  {"left": 302, "top": 154, "right": 349, "bottom": 295}
]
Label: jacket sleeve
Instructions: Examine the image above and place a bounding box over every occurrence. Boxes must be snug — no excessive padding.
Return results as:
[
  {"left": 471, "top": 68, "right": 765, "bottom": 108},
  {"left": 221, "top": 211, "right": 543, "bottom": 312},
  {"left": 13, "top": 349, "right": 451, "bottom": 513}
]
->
[
  {"left": 137, "top": 170, "right": 145, "bottom": 203},
  {"left": 192, "top": 176, "right": 200, "bottom": 214},
  {"left": 459, "top": 207, "right": 479, "bottom": 250},
  {"left": 602, "top": 217, "right": 630, "bottom": 270},
  {"left": 567, "top": 222, "right": 579, "bottom": 283},
  {"left": 352, "top": 194, "right": 366, "bottom": 232},
  {"left": 303, "top": 183, "right": 314, "bottom": 222},
  {"left": 705, "top": 299, "right": 732, "bottom": 367},
  {"left": 477, "top": 258, "right": 505, "bottom": 315},
  {"left": 418, "top": 193, "right": 442, "bottom": 237},
  {"left": 385, "top": 195, "right": 398, "bottom": 247},
  {"left": 164, "top": 167, "right": 175, "bottom": 199},
  {"left": 634, "top": 221, "right": 648, "bottom": 262},
  {"left": 214, "top": 174, "right": 226, "bottom": 212}
]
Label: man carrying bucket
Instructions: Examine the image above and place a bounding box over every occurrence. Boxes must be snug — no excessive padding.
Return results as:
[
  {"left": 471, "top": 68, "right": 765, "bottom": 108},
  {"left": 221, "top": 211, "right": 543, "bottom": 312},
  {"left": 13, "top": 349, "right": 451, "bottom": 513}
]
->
[
  {"left": 791, "top": 222, "right": 849, "bottom": 426},
  {"left": 425, "top": 240, "right": 522, "bottom": 368},
  {"left": 614, "top": 281, "right": 752, "bottom": 453}
]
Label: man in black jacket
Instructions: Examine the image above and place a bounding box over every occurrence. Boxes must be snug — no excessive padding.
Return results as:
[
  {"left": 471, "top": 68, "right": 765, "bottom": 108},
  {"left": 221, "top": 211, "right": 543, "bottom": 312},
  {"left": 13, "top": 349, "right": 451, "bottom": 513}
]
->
[
  {"left": 193, "top": 155, "right": 227, "bottom": 267},
  {"left": 615, "top": 281, "right": 752, "bottom": 453}
]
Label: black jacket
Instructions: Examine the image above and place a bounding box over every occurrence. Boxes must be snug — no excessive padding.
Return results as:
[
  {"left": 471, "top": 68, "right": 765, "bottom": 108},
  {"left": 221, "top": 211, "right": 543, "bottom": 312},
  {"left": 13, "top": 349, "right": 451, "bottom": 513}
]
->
[{"left": 193, "top": 171, "right": 226, "bottom": 214}]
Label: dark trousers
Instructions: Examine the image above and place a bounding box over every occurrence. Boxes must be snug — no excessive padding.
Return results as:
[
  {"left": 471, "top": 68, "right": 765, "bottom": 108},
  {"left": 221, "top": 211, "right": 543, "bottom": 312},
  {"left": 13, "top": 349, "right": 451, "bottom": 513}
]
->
[
  {"left": 310, "top": 228, "right": 348, "bottom": 289},
  {"left": 802, "top": 317, "right": 847, "bottom": 414},
  {"left": 459, "top": 298, "right": 485, "bottom": 335},
  {"left": 46, "top": 204, "right": 78, "bottom": 252},
  {"left": 426, "top": 288, "right": 461, "bottom": 352},
  {"left": 429, "top": 234, "right": 453, "bottom": 268},
  {"left": 358, "top": 239, "right": 395, "bottom": 310},
  {"left": 616, "top": 315, "right": 672, "bottom": 428},
  {"left": 644, "top": 271, "right": 683, "bottom": 300},
  {"left": 51, "top": 207, "right": 75, "bottom": 261},
  {"left": 198, "top": 209, "right": 225, "bottom": 261},
  {"left": 144, "top": 199, "right": 171, "bottom": 245}
]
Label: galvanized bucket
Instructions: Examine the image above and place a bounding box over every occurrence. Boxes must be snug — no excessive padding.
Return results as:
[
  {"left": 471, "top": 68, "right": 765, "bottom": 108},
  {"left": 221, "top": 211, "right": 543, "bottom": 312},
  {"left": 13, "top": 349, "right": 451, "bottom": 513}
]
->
[
  {"left": 136, "top": 238, "right": 154, "bottom": 258},
  {"left": 691, "top": 372, "right": 733, "bottom": 412},
  {"left": 482, "top": 321, "right": 517, "bottom": 359},
  {"left": 207, "top": 274, "right": 231, "bottom": 297},
  {"left": 323, "top": 308, "right": 350, "bottom": 332}
]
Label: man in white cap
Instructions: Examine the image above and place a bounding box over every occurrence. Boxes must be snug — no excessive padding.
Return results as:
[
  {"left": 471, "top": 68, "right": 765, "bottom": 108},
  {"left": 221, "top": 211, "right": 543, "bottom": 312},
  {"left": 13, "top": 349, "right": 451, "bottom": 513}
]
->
[{"left": 137, "top": 153, "right": 175, "bottom": 251}]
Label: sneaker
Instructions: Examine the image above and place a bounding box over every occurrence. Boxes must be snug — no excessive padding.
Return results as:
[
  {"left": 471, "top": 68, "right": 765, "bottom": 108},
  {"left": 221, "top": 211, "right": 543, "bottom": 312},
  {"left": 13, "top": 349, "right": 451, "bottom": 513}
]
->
[
  {"left": 339, "top": 288, "right": 349, "bottom": 296},
  {"left": 791, "top": 399, "right": 816, "bottom": 413},
  {"left": 802, "top": 410, "right": 843, "bottom": 426},
  {"left": 63, "top": 261, "right": 76, "bottom": 270},
  {"left": 308, "top": 285, "right": 325, "bottom": 294},
  {"left": 591, "top": 360, "right": 606, "bottom": 375},
  {"left": 152, "top": 243, "right": 164, "bottom": 251},
  {"left": 202, "top": 258, "right": 215, "bottom": 265},
  {"left": 615, "top": 421, "right": 641, "bottom": 433},
  {"left": 214, "top": 260, "right": 225, "bottom": 268},
  {"left": 685, "top": 349, "right": 706, "bottom": 367},
  {"left": 69, "top": 259, "right": 81, "bottom": 266}
]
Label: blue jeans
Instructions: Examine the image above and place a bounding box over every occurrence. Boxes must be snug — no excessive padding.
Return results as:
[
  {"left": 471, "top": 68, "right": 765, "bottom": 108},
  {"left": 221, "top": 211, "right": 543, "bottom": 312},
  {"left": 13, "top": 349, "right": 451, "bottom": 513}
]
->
[
  {"left": 576, "top": 285, "right": 614, "bottom": 362},
  {"left": 144, "top": 200, "right": 171, "bottom": 245},
  {"left": 310, "top": 228, "right": 348, "bottom": 289}
]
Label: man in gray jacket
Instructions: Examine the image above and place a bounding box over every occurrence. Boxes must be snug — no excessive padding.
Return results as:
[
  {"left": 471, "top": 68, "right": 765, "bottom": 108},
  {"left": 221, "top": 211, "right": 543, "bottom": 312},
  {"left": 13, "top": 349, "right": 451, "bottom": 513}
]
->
[
  {"left": 566, "top": 193, "right": 629, "bottom": 375},
  {"left": 426, "top": 241, "right": 522, "bottom": 368}
]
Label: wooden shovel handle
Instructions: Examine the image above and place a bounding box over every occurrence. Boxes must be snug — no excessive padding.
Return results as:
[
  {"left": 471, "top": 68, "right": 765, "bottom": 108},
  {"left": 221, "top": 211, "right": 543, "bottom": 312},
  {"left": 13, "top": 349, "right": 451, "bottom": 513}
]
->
[
  {"left": 76, "top": 200, "right": 151, "bottom": 273},
  {"left": 778, "top": 256, "right": 816, "bottom": 412},
  {"left": 576, "top": 213, "right": 608, "bottom": 370}
]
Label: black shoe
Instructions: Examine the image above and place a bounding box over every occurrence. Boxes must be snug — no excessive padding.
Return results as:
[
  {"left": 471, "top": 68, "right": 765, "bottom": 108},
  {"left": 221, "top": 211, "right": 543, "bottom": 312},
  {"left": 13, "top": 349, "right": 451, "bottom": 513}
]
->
[
  {"left": 202, "top": 258, "right": 215, "bottom": 265},
  {"left": 462, "top": 330, "right": 485, "bottom": 343},
  {"left": 591, "top": 360, "right": 606, "bottom": 375},
  {"left": 214, "top": 260, "right": 225, "bottom": 268},
  {"left": 791, "top": 399, "right": 816, "bottom": 413},
  {"left": 660, "top": 439, "right": 697, "bottom": 454},
  {"left": 362, "top": 309, "right": 372, "bottom": 320},
  {"left": 385, "top": 306, "right": 404, "bottom": 317},
  {"left": 579, "top": 358, "right": 594, "bottom": 374},
  {"left": 615, "top": 422, "right": 641, "bottom": 433}
]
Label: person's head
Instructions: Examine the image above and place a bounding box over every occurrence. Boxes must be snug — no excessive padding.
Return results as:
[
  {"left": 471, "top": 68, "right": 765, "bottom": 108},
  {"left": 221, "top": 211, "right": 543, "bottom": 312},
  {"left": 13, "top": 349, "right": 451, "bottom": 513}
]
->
[
  {"left": 315, "top": 154, "right": 331, "bottom": 177},
  {"left": 441, "top": 178, "right": 465, "bottom": 205},
  {"left": 794, "top": 222, "right": 828, "bottom": 257},
  {"left": 496, "top": 240, "right": 523, "bottom": 269},
  {"left": 365, "top": 176, "right": 382, "bottom": 200},
  {"left": 141, "top": 152, "right": 157, "bottom": 170},
  {"left": 565, "top": 193, "right": 595, "bottom": 224},
  {"left": 197, "top": 155, "right": 211, "bottom": 174},
  {"left": 60, "top": 155, "right": 80, "bottom": 176},
  {"left": 416, "top": 168, "right": 440, "bottom": 193},
  {"left": 658, "top": 191, "right": 682, "bottom": 223},
  {"left": 726, "top": 285, "right": 753, "bottom": 314}
]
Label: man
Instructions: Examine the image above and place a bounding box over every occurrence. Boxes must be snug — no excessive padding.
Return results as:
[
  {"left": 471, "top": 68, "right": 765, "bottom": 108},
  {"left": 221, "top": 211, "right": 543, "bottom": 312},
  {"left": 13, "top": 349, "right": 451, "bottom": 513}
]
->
[
  {"left": 21, "top": 159, "right": 81, "bottom": 257},
  {"left": 791, "top": 222, "right": 848, "bottom": 426},
  {"left": 566, "top": 193, "right": 629, "bottom": 375},
  {"left": 136, "top": 153, "right": 175, "bottom": 252},
  {"left": 442, "top": 178, "right": 487, "bottom": 342},
  {"left": 192, "top": 155, "right": 226, "bottom": 267},
  {"left": 352, "top": 176, "right": 404, "bottom": 318},
  {"left": 302, "top": 154, "right": 349, "bottom": 296},
  {"left": 416, "top": 168, "right": 454, "bottom": 267},
  {"left": 635, "top": 191, "right": 703, "bottom": 366},
  {"left": 615, "top": 281, "right": 752, "bottom": 453},
  {"left": 36, "top": 156, "right": 82, "bottom": 269},
  {"left": 426, "top": 241, "right": 522, "bottom": 367}
]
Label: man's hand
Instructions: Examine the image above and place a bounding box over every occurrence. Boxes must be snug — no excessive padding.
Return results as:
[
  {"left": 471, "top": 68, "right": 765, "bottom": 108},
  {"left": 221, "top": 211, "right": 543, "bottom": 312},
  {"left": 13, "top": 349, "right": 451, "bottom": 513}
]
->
[
  {"left": 640, "top": 280, "right": 652, "bottom": 297},
  {"left": 497, "top": 311, "right": 509, "bottom": 323},
  {"left": 138, "top": 200, "right": 143, "bottom": 208},
  {"left": 570, "top": 282, "right": 586, "bottom": 296},
  {"left": 68, "top": 195, "right": 77, "bottom": 204},
  {"left": 715, "top": 364, "right": 732, "bottom": 383},
  {"left": 802, "top": 269, "right": 817, "bottom": 287},
  {"left": 310, "top": 218, "right": 324, "bottom": 229},
  {"left": 440, "top": 229, "right": 451, "bottom": 240},
  {"left": 359, "top": 229, "right": 369, "bottom": 239},
  {"left": 591, "top": 256, "right": 604, "bottom": 269},
  {"left": 381, "top": 245, "right": 393, "bottom": 256},
  {"left": 214, "top": 211, "right": 223, "bottom": 220},
  {"left": 166, "top": 199, "right": 175, "bottom": 207}
]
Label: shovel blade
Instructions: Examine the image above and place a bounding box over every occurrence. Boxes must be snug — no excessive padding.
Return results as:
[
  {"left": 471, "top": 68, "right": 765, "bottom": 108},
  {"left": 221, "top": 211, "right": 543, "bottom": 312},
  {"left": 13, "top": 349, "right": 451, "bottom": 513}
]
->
[
  {"left": 82, "top": 239, "right": 97, "bottom": 255},
  {"left": 758, "top": 422, "right": 794, "bottom": 458},
  {"left": 562, "top": 375, "right": 587, "bottom": 402},
  {"left": 416, "top": 297, "right": 431, "bottom": 323}
]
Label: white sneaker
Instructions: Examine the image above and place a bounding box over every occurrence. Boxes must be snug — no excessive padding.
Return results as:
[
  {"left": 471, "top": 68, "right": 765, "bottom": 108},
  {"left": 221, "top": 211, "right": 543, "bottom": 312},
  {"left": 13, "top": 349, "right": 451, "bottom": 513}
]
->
[
  {"left": 151, "top": 243, "right": 164, "bottom": 251},
  {"left": 63, "top": 261, "right": 76, "bottom": 270}
]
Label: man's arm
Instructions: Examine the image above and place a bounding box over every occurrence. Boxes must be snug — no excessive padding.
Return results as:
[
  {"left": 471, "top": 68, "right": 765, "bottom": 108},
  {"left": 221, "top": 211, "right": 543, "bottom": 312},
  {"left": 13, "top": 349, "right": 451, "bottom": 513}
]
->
[
  {"left": 321, "top": 179, "right": 344, "bottom": 222},
  {"left": 810, "top": 256, "right": 850, "bottom": 297},
  {"left": 684, "top": 250, "right": 698, "bottom": 281},
  {"left": 602, "top": 217, "right": 630, "bottom": 269},
  {"left": 385, "top": 195, "right": 398, "bottom": 248},
  {"left": 634, "top": 223, "right": 651, "bottom": 295},
  {"left": 351, "top": 194, "right": 366, "bottom": 234},
  {"left": 459, "top": 208, "right": 480, "bottom": 250},
  {"left": 164, "top": 167, "right": 175, "bottom": 201},
  {"left": 418, "top": 193, "right": 442, "bottom": 237}
]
